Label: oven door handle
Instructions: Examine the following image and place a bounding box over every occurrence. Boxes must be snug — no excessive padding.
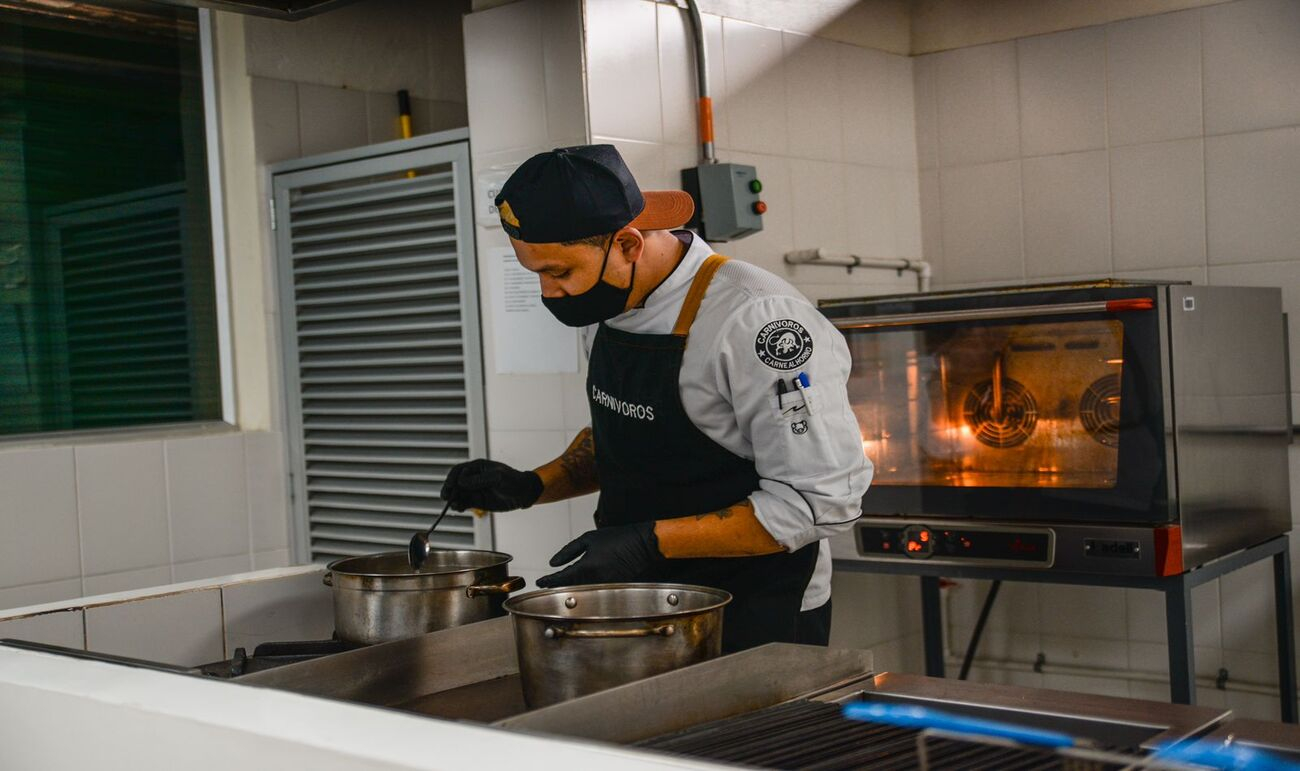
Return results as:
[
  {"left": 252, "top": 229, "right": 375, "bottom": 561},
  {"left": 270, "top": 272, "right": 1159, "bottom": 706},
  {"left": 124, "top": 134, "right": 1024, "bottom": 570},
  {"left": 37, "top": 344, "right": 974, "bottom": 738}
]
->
[{"left": 831, "top": 298, "right": 1153, "bottom": 330}]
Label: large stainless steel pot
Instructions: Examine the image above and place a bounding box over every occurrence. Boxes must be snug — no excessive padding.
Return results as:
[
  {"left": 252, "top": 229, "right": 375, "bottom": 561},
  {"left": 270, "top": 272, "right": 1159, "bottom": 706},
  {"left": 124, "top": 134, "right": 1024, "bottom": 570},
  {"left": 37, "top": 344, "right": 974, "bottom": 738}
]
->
[
  {"left": 503, "top": 583, "right": 731, "bottom": 708},
  {"left": 324, "top": 550, "right": 524, "bottom": 645}
]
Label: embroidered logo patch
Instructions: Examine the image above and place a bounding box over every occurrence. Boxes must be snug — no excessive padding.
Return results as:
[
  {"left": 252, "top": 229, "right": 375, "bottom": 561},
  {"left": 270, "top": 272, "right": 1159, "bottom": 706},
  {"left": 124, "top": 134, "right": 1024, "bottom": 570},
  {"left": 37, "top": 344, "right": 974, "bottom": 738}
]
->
[
  {"left": 754, "top": 318, "right": 813, "bottom": 370},
  {"left": 791, "top": 420, "right": 808, "bottom": 435}
]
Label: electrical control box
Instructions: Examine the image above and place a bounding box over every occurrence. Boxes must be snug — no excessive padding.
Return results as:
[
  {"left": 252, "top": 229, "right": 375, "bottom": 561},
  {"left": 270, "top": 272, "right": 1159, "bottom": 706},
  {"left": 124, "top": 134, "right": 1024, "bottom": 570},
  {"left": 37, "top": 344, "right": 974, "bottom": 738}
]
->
[{"left": 681, "top": 163, "right": 765, "bottom": 242}]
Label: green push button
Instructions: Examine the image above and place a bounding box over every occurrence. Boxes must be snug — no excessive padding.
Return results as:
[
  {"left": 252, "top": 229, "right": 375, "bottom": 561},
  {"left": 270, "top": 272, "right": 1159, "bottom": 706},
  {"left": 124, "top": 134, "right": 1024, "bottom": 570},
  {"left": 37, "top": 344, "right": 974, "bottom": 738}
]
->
[{"left": 748, "top": 179, "right": 763, "bottom": 194}]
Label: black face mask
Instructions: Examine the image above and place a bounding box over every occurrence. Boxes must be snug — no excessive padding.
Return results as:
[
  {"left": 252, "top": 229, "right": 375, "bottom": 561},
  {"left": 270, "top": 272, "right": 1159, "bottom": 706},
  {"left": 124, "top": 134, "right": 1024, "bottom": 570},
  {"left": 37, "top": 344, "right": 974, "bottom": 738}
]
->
[{"left": 541, "top": 237, "right": 635, "bottom": 327}]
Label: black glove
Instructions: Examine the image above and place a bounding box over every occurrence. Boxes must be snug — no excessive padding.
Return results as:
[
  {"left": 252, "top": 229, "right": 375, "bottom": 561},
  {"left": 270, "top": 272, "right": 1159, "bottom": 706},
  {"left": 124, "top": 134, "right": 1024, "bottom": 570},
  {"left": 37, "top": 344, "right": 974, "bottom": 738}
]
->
[
  {"left": 441, "top": 459, "right": 543, "bottom": 512},
  {"left": 537, "top": 521, "right": 662, "bottom": 588}
]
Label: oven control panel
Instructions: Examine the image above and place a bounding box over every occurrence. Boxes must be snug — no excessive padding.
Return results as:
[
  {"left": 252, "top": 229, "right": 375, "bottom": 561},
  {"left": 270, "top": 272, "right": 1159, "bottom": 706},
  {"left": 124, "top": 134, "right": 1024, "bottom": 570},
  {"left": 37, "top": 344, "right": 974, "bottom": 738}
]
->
[{"left": 854, "top": 520, "right": 1055, "bottom": 568}]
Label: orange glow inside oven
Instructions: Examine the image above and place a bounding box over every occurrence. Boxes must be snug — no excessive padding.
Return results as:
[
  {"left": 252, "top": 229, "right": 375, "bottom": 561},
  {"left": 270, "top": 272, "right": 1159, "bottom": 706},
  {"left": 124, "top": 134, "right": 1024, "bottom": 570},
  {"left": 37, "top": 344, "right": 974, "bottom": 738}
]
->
[{"left": 849, "top": 320, "right": 1125, "bottom": 490}]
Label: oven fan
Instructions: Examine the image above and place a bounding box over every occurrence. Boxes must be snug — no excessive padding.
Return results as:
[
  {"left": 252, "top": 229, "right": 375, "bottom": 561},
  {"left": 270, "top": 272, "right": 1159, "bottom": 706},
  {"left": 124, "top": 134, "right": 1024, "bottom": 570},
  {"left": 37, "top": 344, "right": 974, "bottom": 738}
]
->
[
  {"left": 1079, "top": 374, "right": 1122, "bottom": 447},
  {"left": 962, "top": 378, "right": 1038, "bottom": 448}
]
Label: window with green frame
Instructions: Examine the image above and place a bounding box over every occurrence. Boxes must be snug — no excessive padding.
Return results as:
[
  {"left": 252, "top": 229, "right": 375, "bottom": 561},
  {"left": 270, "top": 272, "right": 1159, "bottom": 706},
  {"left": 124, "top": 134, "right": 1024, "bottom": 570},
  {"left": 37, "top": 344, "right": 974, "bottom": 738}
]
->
[{"left": 0, "top": 1, "right": 221, "bottom": 437}]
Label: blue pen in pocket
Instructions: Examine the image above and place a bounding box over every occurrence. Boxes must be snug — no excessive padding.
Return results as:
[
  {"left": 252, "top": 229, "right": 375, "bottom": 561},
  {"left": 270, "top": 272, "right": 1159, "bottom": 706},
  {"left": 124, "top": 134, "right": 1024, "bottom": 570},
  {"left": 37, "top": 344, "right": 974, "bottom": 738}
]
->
[{"left": 793, "top": 372, "right": 815, "bottom": 414}]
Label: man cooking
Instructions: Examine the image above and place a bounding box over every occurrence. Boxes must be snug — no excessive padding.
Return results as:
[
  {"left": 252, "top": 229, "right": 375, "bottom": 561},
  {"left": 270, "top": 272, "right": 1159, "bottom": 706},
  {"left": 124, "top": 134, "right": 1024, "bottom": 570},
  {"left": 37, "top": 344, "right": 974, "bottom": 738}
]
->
[{"left": 442, "top": 145, "right": 871, "bottom": 653}]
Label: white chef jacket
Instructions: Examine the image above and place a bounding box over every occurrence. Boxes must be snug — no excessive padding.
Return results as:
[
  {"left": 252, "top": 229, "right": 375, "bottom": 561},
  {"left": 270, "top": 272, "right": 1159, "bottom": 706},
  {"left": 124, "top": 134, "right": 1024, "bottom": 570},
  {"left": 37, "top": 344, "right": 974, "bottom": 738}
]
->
[{"left": 581, "top": 232, "right": 873, "bottom": 610}]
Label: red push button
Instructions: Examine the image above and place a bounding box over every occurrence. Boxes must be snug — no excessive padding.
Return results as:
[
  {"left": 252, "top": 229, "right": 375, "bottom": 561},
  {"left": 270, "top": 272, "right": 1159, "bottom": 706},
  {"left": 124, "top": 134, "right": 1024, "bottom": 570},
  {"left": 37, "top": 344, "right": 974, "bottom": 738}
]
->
[{"left": 752, "top": 201, "right": 767, "bottom": 215}]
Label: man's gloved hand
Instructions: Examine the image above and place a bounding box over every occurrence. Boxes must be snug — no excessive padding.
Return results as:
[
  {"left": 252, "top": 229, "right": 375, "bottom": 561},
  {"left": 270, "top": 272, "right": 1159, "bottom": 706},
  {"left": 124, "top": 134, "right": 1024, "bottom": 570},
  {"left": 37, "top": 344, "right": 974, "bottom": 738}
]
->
[
  {"left": 441, "top": 459, "right": 543, "bottom": 512},
  {"left": 536, "top": 521, "right": 662, "bottom": 588}
]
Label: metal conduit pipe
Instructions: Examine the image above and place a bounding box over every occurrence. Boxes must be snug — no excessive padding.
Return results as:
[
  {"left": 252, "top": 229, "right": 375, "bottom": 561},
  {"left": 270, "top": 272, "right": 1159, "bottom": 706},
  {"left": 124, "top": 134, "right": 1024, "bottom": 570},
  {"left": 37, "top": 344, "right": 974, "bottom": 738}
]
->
[
  {"left": 681, "top": 0, "right": 716, "bottom": 164},
  {"left": 784, "top": 248, "right": 933, "bottom": 292}
]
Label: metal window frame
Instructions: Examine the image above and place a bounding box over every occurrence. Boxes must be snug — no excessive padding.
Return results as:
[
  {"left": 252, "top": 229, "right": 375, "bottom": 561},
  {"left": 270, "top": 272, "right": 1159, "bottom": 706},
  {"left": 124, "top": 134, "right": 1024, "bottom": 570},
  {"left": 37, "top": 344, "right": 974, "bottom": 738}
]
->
[
  {"left": 0, "top": 8, "right": 233, "bottom": 446},
  {"left": 268, "top": 131, "right": 487, "bottom": 563},
  {"left": 199, "top": 9, "right": 236, "bottom": 425}
]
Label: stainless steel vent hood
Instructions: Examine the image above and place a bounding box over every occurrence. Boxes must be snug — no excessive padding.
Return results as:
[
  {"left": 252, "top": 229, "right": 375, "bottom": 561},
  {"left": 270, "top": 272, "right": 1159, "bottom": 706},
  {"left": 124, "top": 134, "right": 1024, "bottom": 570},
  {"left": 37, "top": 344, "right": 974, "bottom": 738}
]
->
[
  {"left": 147, "top": 0, "right": 359, "bottom": 19},
  {"left": 0, "top": 0, "right": 360, "bottom": 22}
]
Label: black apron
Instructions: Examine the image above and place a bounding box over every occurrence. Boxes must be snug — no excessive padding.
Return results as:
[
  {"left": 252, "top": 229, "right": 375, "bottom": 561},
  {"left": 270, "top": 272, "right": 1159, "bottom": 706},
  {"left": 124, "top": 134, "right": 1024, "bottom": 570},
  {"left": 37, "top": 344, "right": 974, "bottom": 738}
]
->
[{"left": 587, "top": 254, "right": 819, "bottom": 653}]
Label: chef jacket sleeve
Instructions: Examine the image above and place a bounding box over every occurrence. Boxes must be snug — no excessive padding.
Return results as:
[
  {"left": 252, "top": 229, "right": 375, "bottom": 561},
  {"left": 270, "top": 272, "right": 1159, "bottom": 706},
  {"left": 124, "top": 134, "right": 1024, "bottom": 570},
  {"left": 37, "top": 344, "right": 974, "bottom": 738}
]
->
[{"left": 710, "top": 295, "right": 873, "bottom": 552}]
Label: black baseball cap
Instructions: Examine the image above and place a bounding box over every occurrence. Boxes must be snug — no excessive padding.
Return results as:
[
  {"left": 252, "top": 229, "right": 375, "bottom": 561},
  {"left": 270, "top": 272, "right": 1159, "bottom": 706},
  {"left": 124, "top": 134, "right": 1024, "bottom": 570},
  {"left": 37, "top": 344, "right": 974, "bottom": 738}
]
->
[{"left": 494, "top": 144, "right": 695, "bottom": 244}]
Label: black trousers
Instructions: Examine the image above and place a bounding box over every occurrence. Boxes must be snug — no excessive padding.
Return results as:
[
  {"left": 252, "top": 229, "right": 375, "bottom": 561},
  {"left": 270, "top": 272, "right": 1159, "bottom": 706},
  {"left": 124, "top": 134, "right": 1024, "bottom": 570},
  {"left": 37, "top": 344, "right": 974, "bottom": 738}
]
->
[{"left": 795, "top": 599, "right": 832, "bottom": 646}]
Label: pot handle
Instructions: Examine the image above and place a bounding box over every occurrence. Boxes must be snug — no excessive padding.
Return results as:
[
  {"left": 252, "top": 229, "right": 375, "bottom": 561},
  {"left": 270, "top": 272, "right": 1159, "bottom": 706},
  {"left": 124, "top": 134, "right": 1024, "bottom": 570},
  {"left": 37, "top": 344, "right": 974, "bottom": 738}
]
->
[
  {"left": 544, "top": 624, "right": 676, "bottom": 639},
  {"left": 466, "top": 576, "right": 525, "bottom": 597},
  {"left": 322, "top": 572, "right": 333, "bottom": 587}
]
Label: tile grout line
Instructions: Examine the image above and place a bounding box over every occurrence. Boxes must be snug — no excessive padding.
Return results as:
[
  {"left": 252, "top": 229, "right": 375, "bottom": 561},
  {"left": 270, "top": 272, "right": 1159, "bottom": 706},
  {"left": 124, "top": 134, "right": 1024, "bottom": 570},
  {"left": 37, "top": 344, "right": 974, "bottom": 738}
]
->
[
  {"left": 163, "top": 440, "right": 176, "bottom": 583},
  {"left": 219, "top": 584, "right": 227, "bottom": 660},
  {"left": 1197, "top": 7, "right": 1210, "bottom": 277},
  {"left": 655, "top": 1, "right": 668, "bottom": 148},
  {"left": 293, "top": 83, "right": 304, "bottom": 160},
  {"left": 1013, "top": 40, "right": 1027, "bottom": 282},
  {"left": 244, "top": 435, "right": 255, "bottom": 569},
  {"left": 1103, "top": 19, "right": 1115, "bottom": 277},
  {"left": 72, "top": 448, "right": 85, "bottom": 600},
  {"left": 536, "top": 1, "right": 555, "bottom": 145},
  {"left": 73, "top": 449, "right": 88, "bottom": 650}
]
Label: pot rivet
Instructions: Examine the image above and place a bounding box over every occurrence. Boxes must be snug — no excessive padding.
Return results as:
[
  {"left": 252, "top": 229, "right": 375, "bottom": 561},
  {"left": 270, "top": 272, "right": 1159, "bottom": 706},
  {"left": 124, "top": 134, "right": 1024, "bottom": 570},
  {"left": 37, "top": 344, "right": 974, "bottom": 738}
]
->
[
  {"left": 666, "top": 593, "right": 679, "bottom": 606},
  {"left": 564, "top": 596, "right": 577, "bottom": 609},
  {"left": 544, "top": 627, "right": 557, "bottom": 639}
]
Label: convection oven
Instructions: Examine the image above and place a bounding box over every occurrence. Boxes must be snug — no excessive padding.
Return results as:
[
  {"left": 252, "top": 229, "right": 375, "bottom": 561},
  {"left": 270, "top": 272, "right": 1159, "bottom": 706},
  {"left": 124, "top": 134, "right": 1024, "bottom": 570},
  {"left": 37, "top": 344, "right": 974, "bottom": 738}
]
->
[{"left": 819, "top": 281, "right": 1291, "bottom": 576}]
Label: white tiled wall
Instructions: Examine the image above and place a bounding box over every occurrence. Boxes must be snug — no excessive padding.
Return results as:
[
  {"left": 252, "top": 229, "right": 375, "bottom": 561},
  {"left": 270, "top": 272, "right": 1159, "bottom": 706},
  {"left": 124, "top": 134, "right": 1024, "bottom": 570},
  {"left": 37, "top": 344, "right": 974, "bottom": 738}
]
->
[
  {"left": 0, "top": 431, "right": 290, "bottom": 609},
  {"left": 586, "top": 0, "right": 923, "bottom": 304},
  {"left": 242, "top": 0, "right": 470, "bottom": 159},
  {"left": 0, "top": 566, "right": 331, "bottom": 667},
  {"left": 918, "top": 0, "right": 1300, "bottom": 288},
  {"left": 248, "top": 76, "right": 469, "bottom": 167},
  {"left": 917, "top": 0, "right": 1300, "bottom": 719}
]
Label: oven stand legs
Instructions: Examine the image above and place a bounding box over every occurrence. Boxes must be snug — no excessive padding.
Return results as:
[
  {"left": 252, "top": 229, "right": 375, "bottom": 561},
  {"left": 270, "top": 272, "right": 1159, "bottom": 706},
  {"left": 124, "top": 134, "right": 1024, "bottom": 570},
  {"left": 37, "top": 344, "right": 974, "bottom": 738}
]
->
[
  {"left": 868, "top": 534, "right": 1297, "bottom": 721},
  {"left": 1274, "top": 546, "right": 1298, "bottom": 723},
  {"left": 1164, "top": 576, "right": 1195, "bottom": 706},
  {"left": 921, "top": 576, "right": 945, "bottom": 678},
  {"left": 1162, "top": 542, "right": 1296, "bottom": 722}
]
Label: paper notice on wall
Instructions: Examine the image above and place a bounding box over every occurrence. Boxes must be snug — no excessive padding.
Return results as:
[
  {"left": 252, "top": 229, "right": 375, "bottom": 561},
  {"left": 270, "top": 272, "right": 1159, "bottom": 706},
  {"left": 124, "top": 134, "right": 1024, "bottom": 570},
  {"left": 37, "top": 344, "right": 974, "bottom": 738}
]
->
[{"left": 488, "top": 247, "right": 579, "bottom": 374}]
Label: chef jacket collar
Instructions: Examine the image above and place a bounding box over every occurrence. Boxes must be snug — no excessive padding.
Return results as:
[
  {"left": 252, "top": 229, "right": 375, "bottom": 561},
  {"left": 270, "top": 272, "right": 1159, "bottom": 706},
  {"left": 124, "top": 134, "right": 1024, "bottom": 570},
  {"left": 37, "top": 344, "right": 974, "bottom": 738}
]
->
[{"left": 607, "top": 230, "right": 712, "bottom": 323}]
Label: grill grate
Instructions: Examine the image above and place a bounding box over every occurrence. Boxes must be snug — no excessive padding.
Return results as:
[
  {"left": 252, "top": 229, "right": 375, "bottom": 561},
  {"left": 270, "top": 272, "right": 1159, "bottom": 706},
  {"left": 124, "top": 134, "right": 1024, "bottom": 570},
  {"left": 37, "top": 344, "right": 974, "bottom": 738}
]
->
[{"left": 636, "top": 700, "right": 1137, "bottom": 771}]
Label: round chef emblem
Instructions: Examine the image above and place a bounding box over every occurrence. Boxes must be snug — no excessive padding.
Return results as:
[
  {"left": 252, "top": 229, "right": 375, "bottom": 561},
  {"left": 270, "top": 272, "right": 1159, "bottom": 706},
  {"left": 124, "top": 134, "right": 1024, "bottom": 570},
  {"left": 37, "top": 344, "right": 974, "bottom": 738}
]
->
[{"left": 755, "top": 318, "right": 813, "bottom": 370}]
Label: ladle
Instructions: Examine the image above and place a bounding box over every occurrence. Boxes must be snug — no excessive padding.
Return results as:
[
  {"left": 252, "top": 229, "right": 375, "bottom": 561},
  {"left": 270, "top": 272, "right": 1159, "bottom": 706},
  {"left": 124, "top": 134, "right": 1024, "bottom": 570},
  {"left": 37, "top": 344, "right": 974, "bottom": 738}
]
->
[{"left": 408, "top": 499, "right": 452, "bottom": 570}]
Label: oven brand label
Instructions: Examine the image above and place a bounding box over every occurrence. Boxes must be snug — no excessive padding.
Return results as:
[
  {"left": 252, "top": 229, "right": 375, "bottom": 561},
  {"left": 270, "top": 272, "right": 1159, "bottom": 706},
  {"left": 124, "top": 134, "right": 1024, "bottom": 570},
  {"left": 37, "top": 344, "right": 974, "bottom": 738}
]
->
[{"left": 754, "top": 319, "right": 813, "bottom": 371}]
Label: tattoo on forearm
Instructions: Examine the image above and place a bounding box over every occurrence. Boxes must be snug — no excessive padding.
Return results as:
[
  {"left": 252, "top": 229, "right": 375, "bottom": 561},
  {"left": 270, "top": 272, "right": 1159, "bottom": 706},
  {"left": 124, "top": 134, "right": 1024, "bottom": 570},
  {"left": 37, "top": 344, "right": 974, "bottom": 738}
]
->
[
  {"left": 695, "top": 504, "right": 740, "bottom": 521},
  {"left": 558, "top": 428, "right": 597, "bottom": 489}
]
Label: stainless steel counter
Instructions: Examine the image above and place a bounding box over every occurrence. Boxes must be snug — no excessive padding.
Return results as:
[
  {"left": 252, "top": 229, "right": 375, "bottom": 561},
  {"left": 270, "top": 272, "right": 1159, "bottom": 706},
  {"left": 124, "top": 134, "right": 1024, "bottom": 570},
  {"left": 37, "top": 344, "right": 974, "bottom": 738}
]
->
[{"left": 236, "top": 616, "right": 1236, "bottom": 770}]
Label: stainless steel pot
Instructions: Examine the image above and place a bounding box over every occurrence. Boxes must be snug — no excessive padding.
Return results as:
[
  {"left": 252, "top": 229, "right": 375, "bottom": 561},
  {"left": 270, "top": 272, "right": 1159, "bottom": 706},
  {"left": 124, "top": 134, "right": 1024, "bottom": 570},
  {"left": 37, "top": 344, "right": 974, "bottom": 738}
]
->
[
  {"left": 503, "top": 583, "right": 731, "bottom": 708},
  {"left": 324, "top": 550, "right": 524, "bottom": 645}
]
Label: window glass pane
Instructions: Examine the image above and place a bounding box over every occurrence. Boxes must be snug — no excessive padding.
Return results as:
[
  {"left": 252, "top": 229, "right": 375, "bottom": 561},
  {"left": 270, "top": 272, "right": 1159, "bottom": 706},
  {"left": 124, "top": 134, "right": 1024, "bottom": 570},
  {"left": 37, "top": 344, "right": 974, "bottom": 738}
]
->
[{"left": 0, "top": 1, "right": 220, "bottom": 436}]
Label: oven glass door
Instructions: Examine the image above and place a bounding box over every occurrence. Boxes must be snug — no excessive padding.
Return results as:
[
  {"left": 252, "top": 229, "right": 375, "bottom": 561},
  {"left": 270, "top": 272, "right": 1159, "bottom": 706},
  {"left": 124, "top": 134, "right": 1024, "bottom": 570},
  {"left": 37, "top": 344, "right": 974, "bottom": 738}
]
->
[{"left": 838, "top": 293, "right": 1169, "bottom": 523}]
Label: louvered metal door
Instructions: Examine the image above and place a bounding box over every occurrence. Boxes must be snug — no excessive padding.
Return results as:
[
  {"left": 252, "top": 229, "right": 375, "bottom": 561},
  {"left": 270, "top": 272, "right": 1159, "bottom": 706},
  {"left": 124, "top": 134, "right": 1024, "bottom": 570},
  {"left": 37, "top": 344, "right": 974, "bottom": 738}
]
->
[
  {"left": 44, "top": 182, "right": 220, "bottom": 429},
  {"left": 272, "top": 137, "right": 487, "bottom": 562}
]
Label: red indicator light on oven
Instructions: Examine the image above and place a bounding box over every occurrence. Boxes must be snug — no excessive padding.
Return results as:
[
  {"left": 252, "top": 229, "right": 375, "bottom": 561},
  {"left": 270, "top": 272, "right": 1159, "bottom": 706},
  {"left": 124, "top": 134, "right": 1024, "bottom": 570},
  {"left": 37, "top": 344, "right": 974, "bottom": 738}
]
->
[
  {"left": 961, "top": 538, "right": 972, "bottom": 548},
  {"left": 882, "top": 541, "right": 891, "bottom": 550},
  {"left": 1105, "top": 298, "right": 1154, "bottom": 312}
]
